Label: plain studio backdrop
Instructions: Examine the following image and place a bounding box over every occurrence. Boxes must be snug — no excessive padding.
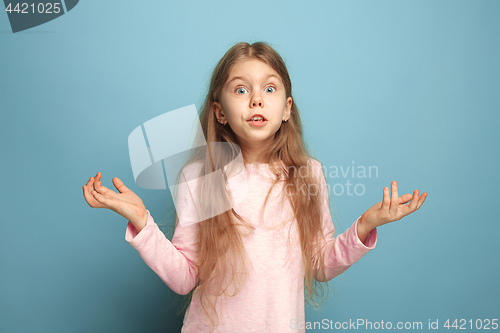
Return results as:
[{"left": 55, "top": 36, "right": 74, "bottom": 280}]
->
[{"left": 1, "top": 1, "right": 498, "bottom": 332}]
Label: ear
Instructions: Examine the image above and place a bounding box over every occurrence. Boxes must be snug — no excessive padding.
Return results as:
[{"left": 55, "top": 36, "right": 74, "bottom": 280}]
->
[
  {"left": 283, "top": 97, "right": 292, "bottom": 121},
  {"left": 212, "top": 101, "right": 226, "bottom": 124}
]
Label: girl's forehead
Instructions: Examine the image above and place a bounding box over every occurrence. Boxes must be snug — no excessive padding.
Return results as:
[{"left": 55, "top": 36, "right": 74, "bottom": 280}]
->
[{"left": 226, "top": 58, "right": 282, "bottom": 83}]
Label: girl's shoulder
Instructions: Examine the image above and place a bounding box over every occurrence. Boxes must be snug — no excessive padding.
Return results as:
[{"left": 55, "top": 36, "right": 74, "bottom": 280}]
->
[
  {"left": 305, "top": 157, "right": 323, "bottom": 175},
  {"left": 308, "top": 157, "right": 321, "bottom": 169},
  {"left": 307, "top": 157, "right": 327, "bottom": 184}
]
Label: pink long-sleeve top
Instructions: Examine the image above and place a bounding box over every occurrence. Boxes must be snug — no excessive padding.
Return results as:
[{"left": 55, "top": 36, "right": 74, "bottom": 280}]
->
[{"left": 125, "top": 158, "right": 377, "bottom": 332}]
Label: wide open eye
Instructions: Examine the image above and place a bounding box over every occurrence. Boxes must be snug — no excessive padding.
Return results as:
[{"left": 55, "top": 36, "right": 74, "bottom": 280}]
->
[
  {"left": 236, "top": 86, "right": 248, "bottom": 95},
  {"left": 265, "top": 86, "right": 276, "bottom": 93}
]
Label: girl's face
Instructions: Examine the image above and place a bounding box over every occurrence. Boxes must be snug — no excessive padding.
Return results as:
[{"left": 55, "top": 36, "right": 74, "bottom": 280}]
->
[{"left": 213, "top": 58, "right": 292, "bottom": 162}]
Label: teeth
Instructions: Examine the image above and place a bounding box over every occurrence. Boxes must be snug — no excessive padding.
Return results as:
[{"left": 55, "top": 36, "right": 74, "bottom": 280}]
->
[{"left": 251, "top": 116, "right": 264, "bottom": 121}]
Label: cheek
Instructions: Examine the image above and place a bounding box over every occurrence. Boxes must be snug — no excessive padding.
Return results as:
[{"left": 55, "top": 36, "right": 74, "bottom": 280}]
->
[
  {"left": 268, "top": 97, "right": 287, "bottom": 113},
  {"left": 272, "top": 91, "right": 287, "bottom": 107},
  {"left": 220, "top": 99, "right": 240, "bottom": 121}
]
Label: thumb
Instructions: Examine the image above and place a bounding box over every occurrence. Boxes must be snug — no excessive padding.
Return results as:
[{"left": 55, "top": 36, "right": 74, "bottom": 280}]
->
[{"left": 112, "top": 177, "right": 130, "bottom": 193}]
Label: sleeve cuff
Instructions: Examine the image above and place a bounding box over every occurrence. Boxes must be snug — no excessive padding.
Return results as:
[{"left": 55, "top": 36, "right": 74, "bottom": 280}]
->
[
  {"left": 353, "top": 216, "right": 377, "bottom": 250},
  {"left": 125, "top": 210, "right": 154, "bottom": 247}
]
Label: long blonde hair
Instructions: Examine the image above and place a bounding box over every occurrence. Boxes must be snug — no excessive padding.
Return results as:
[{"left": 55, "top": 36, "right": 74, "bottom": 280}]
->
[{"left": 173, "top": 41, "right": 330, "bottom": 331}]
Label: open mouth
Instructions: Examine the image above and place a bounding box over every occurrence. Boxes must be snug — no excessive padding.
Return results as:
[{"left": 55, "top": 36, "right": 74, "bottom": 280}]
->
[
  {"left": 247, "top": 117, "right": 268, "bottom": 127},
  {"left": 247, "top": 114, "right": 267, "bottom": 123},
  {"left": 248, "top": 118, "right": 267, "bottom": 123}
]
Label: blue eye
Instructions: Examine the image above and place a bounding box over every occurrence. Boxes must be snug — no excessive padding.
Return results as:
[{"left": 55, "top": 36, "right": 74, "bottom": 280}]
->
[
  {"left": 265, "top": 86, "right": 276, "bottom": 93},
  {"left": 236, "top": 87, "right": 247, "bottom": 94}
]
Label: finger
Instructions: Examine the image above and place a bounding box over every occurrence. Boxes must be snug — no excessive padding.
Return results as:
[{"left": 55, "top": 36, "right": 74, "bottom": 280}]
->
[
  {"left": 83, "top": 182, "right": 102, "bottom": 207},
  {"left": 91, "top": 188, "right": 108, "bottom": 206},
  {"left": 408, "top": 189, "right": 420, "bottom": 211},
  {"left": 94, "top": 173, "right": 110, "bottom": 194},
  {"left": 95, "top": 172, "right": 102, "bottom": 186},
  {"left": 85, "top": 177, "right": 96, "bottom": 196},
  {"left": 82, "top": 184, "right": 91, "bottom": 201},
  {"left": 86, "top": 176, "right": 94, "bottom": 189},
  {"left": 92, "top": 175, "right": 99, "bottom": 189},
  {"left": 399, "top": 193, "right": 414, "bottom": 204},
  {"left": 93, "top": 178, "right": 114, "bottom": 197},
  {"left": 390, "top": 181, "right": 398, "bottom": 216},
  {"left": 382, "top": 186, "right": 390, "bottom": 211},
  {"left": 83, "top": 179, "right": 91, "bottom": 194},
  {"left": 95, "top": 181, "right": 110, "bottom": 194},
  {"left": 416, "top": 192, "right": 428, "bottom": 209},
  {"left": 113, "top": 177, "right": 130, "bottom": 194},
  {"left": 95, "top": 174, "right": 102, "bottom": 192}
]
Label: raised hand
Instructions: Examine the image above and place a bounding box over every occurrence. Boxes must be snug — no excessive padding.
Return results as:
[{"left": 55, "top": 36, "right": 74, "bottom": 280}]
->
[
  {"left": 360, "top": 181, "right": 427, "bottom": 231},
  {"left": 82, "top": 172, "right": 148, "bottom": 232}
]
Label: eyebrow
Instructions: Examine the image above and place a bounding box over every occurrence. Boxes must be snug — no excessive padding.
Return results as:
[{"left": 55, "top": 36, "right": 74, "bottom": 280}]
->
[{"left": 226, "top": 73, "right": 281, "bottom": 86}]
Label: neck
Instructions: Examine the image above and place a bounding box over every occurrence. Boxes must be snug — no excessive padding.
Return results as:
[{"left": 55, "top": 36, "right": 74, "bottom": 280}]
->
[
  {"left": 237, "top": 138, "right": 273, "bottom": 164},
  {"left": 241, "top": 148, "right": 270, "bottom": 164}
]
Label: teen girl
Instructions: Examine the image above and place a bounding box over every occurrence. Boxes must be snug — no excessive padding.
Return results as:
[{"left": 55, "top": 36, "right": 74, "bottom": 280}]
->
[{"left": 82, "top": 41, "right": 427, "bottom": 332}]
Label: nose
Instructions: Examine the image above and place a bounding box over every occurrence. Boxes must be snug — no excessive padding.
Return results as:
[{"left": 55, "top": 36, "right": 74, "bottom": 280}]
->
[{"left": 250, "top": 91, "right": 263, "bottom": 108}]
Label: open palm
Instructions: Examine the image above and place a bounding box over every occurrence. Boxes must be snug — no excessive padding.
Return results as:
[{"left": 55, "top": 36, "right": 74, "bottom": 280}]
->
[
  {"left": 82, "top": 172, "right": 148, "bottom": 229},
  {"left": 361, "top": 181, "right": 427, "bottom": 229}
]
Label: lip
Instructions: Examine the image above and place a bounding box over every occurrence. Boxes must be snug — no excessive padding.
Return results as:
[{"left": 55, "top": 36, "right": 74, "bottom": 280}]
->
[
  {"left": 247, "top": 114, "right": 267, "bottom": 121},
  {"left": 247, "top": 119, "right": 268, "bottom": 127}
]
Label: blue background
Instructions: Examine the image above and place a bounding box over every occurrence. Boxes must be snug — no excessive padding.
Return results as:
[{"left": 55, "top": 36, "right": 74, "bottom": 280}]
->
[{"left": 1, "top": 1, "right": 499, "bottom": 332}]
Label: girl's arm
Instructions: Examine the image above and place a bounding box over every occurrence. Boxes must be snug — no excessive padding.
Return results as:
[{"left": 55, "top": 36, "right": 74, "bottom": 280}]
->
[
  {"left": 311, "top": 160, "right": 427, "bottom": 282},
  {"left": 125, "top": 167, "right": 201, "bottom": 296},
  {"left": 125, "top": 211, "right": 199, "bottom": 295},
  {"left": 83, "top": 169, "right": 201, "bottom": 295},
  {"left": 313, "top": 215, "right": 377, "bottom": 282},
  {"left": 356, "top": 217, "right": 374, "bottom": 244},
  {"left": 311, "top": 159, "right": 377, "bottom": 282}
]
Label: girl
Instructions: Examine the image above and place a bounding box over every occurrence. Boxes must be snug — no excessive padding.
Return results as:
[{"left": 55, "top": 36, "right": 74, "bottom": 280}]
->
[{"left": 82, "top": 41, "right": 427, "bottom": 333}]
